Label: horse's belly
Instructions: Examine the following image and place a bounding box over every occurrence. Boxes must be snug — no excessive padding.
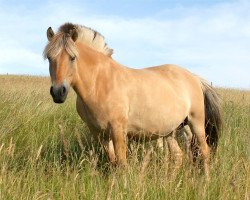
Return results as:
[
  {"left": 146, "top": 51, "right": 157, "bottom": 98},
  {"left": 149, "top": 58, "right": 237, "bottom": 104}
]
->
[
  {"left": 126, "top": 75, "right": 191, "bottom": 138},
  {"left": 127, "top": 104, "right": 188, "bottom": 138}
]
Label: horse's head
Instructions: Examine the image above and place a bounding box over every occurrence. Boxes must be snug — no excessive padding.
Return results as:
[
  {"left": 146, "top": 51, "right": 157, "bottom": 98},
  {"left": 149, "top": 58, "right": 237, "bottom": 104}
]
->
[{"left": 44, "top": 26, "right": 79, "bottom": 104}]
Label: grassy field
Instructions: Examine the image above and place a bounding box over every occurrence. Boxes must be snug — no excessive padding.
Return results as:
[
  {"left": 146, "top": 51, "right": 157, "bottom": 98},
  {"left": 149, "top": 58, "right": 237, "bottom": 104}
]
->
[{"left": 0, "top": 75, "right": 249, "bottom": 200}]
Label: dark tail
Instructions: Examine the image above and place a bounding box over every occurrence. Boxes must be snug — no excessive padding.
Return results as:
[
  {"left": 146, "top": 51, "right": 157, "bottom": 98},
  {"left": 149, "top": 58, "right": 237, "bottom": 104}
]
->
[{"left": 200, "top": 79, "right": 222, "bottom": 152}]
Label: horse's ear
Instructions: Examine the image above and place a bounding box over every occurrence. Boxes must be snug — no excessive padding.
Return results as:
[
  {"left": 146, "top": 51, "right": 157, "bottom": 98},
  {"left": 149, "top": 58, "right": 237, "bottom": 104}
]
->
[
  {"left": 70, "top": 28, "right": 78, "bottom": 42},
  {"left": 107, "top": 49, "right": 114, "bottom": 57},
  {"left": 47, "top": 27, "right": 54, "bottom": 41}
]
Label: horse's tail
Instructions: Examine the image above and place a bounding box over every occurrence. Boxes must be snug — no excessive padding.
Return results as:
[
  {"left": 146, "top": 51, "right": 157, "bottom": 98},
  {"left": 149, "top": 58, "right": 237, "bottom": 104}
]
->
[{"left": 200, "top": 79, "right": 222, "bottom": 153}]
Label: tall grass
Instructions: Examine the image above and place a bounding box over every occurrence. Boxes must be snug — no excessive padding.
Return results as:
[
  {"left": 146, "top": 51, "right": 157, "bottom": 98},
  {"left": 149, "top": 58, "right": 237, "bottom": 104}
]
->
[{"left": 0, "top": 75, "right": 249, "bottom": 200}]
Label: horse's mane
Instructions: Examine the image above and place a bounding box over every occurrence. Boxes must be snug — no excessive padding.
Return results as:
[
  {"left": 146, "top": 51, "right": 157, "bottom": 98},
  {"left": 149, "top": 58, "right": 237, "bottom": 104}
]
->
[{"left": 43, "top": 23, "right": 113, "bottom": 59}]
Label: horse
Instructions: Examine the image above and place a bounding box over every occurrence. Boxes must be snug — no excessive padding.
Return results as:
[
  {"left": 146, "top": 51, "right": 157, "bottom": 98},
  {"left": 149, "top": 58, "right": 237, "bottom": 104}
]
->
[{"left": 43, "top": 22, "right": 222, "bottom": 179}]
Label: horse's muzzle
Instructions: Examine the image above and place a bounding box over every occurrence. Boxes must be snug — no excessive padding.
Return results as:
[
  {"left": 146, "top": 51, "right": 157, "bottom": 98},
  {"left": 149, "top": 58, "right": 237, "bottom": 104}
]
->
[{"left": 50, "top": 84, "right": 68, "bottom": 104}]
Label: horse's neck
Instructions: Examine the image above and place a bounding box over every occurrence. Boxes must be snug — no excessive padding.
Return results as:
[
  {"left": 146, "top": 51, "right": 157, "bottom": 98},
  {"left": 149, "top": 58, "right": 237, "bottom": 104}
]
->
[{"left": 73, "top": 44, "right": 116, "bottom": 103}]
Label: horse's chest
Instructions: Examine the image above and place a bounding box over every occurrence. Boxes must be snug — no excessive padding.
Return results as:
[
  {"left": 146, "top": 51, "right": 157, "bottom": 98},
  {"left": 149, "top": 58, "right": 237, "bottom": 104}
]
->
[{"left": 77, "top": 98, "right": 108, "bottom": 130}]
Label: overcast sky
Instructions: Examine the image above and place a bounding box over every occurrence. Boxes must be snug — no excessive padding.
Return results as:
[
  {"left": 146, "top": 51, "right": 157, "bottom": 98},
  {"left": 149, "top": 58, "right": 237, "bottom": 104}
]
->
[{"left": 0, "top": 0, "right": 249, "bottom": 89}]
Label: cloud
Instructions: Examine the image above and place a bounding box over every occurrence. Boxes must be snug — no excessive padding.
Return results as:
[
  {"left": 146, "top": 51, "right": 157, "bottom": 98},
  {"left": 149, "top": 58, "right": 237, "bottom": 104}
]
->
[
  {"left": 0, "top": 47, "right": 47, "bottom": 74},
  {"left": 0, "top": 0, "right": 249, "bottom": 89}
]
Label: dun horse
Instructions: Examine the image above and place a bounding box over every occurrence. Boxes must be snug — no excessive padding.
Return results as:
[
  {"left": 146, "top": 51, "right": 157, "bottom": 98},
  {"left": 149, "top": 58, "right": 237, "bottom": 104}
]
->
[{"left": 43, "top": 23, "right": 222, "bottom": 178}]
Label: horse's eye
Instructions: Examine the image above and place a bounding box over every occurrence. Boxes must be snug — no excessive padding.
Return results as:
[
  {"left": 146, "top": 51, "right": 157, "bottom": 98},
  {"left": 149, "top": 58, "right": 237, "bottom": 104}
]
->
[{"left": 70, "top": 56, "right": 76, "bottom": 62}]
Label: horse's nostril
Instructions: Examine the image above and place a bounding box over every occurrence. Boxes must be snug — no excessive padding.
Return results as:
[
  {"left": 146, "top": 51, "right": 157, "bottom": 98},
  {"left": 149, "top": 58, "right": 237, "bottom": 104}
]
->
[
  {"left": 50, "top": 85, "right": 68, "bottom": 101},
  {"left": 60, "top": 86, "right": 67, "bottom": 97},
  {"left": 50, "top": 86, "right": 54, "bottom": 97},
  {"left": 62, "top": 86, "right": 66, "bottom": 94}
]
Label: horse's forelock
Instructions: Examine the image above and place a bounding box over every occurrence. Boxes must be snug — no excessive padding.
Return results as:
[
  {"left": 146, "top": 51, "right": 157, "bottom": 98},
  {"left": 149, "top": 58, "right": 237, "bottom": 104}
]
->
[
  {"left": 59, "top": 23, "right": 76, "bottom": 34},
  {"left": 43, "top": 32, "right": 78, "bottom": 60}
]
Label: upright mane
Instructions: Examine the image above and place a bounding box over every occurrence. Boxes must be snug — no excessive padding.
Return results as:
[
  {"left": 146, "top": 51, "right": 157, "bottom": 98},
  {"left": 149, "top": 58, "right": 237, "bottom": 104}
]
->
[{"left": 43, "top": 22, "right": 113, "bottom": 59}]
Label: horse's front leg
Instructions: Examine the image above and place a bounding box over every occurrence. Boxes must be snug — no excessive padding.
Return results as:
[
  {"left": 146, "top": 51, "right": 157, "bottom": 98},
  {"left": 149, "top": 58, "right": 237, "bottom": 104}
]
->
[
  {"left": 102, "top": 139, "right": 116, "bottom": 165},
  {"left": 110, "top": 122, "right": 127, "bottom": 166},
  {"left": 90, "top": 129, "right": 116, "bottom": 165},
  {"left": 76, "top": 97, "right": 117, "bottom": 164}
]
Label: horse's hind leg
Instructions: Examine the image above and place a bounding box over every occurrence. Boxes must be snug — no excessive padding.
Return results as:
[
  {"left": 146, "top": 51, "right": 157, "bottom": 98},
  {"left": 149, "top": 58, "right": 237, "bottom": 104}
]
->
[
  {"left": 166, "top": 131, "right": 183, "bottom": 175},
  {"left": 188, "top": 119, "right": 210, "bottom": 179},
  {"left": 181, "top": 126, "right": 193, "bottom": 161},
  {"left": 156, "top": 138, "right": 168, "bottom": 155}
]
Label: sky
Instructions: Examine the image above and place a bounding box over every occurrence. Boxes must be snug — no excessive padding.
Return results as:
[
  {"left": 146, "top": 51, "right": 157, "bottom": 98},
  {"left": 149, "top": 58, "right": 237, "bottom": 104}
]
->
[{"left": 0, "top": 0, "right": 249, "bottom": 89}]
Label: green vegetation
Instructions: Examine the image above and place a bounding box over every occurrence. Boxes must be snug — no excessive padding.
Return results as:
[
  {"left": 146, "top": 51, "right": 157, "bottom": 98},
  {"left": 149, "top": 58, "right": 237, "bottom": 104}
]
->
[{"left": 0, "top": 75, "right": 249, "bottom": 199}]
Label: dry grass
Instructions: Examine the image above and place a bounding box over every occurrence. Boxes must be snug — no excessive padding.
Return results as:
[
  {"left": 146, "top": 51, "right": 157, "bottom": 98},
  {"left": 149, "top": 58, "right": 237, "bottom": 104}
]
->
[{"left": 0, "top": 75, "right": 249, "bottom": 200}]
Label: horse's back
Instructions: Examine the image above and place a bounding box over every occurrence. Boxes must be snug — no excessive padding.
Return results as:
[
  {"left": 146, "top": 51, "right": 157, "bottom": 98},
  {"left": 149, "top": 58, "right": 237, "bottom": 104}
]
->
[
  {"left": 145, "top": 64, "right": 199, "bottom": 86},
  {"left": 145, "top": 64, "right": 204, "bottom": 104}
]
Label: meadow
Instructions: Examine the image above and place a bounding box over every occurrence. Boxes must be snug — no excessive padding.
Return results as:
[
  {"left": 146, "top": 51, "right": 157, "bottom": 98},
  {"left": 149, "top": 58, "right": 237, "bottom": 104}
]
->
[{"left": 0, "top": 75, "right": 249, "bottom": 200}]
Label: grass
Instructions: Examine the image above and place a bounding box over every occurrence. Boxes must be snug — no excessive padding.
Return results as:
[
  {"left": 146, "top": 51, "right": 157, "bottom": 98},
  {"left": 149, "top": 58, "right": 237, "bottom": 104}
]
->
[{"left": 0, "top": 75, "right": 249, "bottom": 200}]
